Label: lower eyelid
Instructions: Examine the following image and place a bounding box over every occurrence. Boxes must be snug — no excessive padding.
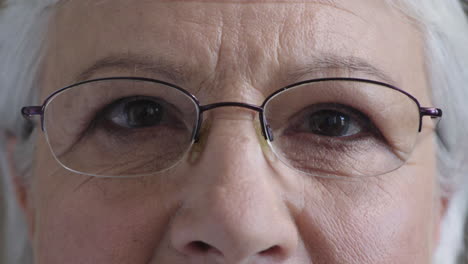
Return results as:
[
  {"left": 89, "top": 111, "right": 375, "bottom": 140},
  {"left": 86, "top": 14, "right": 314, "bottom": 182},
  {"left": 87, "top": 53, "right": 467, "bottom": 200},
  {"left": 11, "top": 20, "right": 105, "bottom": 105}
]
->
[{"left": 282, "top": 127, "right": 372, "bottom": 142}]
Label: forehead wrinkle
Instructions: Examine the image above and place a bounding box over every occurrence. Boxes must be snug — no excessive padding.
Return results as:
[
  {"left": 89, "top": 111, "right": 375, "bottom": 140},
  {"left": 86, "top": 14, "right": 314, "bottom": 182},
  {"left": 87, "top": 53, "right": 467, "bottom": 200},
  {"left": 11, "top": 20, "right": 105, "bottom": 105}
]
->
[
  {"left": 160, "top": 0, "right": 360, "bottom": 18},
  {"left": 60, "top": 1, "right": 404, "bottom": 94},
  {"left": 57, "top": 1, "right": 378, "bottom": 83},
  {"left": 56, "top": 0, "right": 361, "bottom": 20}
]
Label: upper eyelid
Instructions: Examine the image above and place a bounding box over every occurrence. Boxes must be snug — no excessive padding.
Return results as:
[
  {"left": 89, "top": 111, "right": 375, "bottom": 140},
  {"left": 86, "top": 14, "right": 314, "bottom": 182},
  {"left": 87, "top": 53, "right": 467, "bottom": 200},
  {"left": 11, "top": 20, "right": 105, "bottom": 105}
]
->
[
  {"left": 101, "top": 95, "right": 189, "bottom": 126},
  {"left": 103, "top": 96, "right": 176, "bottom": 115},
  {"left": 285, "top": 103, "right": 377, "bottom": 135},
  {"left": 293, "top": 103, "right": 371, "bottom": 121},
  {"left": 38, "top": 77, "right": 403, "bottom": 113}
]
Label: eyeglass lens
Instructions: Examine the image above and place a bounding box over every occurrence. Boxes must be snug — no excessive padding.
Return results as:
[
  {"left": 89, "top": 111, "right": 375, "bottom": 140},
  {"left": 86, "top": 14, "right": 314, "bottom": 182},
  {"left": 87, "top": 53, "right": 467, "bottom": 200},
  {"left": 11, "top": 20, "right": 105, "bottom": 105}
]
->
[
  {"left": 44, "top": 79, "right": 199, "bottom": 177},
  {"left": 264, "top": 80, "right": 420, "bottom": 178}
]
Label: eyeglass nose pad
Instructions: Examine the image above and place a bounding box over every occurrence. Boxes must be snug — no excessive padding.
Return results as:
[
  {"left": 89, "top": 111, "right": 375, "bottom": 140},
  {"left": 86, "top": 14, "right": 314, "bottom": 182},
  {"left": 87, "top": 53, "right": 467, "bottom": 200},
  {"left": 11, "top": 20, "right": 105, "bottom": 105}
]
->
[
  {"left": 193, "top": 113, "right": 205, "bottom": 143},
  {"left": 266, "top": 124, "right": 274, "bottom": 142}
]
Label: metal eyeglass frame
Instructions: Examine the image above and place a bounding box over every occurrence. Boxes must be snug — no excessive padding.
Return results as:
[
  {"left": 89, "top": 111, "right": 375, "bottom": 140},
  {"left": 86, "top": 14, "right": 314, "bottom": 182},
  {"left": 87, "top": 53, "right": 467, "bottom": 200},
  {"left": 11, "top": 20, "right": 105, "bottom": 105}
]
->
[{"left": 21, "top": 76, "right": 443, "bottom": 145}]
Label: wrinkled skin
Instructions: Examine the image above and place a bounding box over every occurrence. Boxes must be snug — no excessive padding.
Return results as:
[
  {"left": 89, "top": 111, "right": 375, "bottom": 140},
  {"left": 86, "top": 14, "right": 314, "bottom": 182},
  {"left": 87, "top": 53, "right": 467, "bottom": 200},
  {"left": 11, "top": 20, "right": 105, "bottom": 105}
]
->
[{"left": 13, "top": 0, "right": 445, "bottom": 263}]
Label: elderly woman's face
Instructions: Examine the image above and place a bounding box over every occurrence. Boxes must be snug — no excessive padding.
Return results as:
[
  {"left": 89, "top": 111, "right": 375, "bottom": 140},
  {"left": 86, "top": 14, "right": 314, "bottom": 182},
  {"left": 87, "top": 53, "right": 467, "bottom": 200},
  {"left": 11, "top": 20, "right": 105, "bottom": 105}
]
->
[{"left": 25, "top": 0, "right": 443, "bottom": 263}]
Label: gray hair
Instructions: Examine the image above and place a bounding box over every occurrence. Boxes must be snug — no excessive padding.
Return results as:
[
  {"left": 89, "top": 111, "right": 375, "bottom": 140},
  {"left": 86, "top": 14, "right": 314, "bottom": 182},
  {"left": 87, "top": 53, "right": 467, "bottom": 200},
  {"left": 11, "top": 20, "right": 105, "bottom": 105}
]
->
[{"left": 0, "top": 0, "right": 467, "bottom": 263}]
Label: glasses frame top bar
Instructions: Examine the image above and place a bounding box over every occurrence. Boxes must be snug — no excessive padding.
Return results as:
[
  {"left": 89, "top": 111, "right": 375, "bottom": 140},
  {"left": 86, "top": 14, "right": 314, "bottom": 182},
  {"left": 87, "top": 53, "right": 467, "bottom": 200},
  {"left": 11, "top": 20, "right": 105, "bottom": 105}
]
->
[{"left": 21, "top": 76, "right": 443, "bottom": 135}]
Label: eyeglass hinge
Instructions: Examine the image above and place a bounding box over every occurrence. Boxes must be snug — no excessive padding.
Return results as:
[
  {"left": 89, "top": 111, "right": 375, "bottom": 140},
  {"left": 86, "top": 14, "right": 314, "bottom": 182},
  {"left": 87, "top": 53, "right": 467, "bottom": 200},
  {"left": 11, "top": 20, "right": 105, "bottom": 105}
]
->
[
  {"left": 420, "top": 107, "right": 442, "bottom": 118},
  {"left": 21, "top": 106, "right": 43, "bottom": 119}
]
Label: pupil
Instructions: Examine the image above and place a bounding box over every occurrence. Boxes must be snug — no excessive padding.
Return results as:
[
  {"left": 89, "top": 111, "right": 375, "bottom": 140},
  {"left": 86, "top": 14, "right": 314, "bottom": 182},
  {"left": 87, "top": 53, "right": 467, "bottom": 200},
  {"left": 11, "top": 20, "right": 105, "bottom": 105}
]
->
[
  {"left": 125, "top": 100, "right": 163, "bottom": 128},
  {"left": 309, "top": 110, "right": 350, "bottom": 137}
]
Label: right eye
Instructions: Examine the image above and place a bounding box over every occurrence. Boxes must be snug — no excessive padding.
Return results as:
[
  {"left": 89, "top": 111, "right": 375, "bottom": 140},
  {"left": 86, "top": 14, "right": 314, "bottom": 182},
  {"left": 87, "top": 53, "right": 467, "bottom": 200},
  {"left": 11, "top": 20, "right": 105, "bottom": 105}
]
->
[
  {"left": 304, "top": 109, "right": 365, "bottom": 138},
  {"left": 286, "top": 103, "right": 376, "bottom": 140},
  {"left": 102, "top": 96, "right": 181, "bottom": 129}
]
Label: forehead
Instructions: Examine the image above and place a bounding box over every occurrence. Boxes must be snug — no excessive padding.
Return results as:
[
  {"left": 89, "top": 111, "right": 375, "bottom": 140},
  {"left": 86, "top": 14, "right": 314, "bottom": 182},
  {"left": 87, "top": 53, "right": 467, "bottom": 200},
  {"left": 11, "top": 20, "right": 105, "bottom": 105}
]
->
[{"left": 44, "top": 0, "right": 428, "bottom": 103}]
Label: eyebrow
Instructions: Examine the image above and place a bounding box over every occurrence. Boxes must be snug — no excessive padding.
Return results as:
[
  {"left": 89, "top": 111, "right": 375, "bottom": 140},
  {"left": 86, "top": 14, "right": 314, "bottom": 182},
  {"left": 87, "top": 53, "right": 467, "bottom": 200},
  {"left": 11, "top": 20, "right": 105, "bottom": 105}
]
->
[
  {"left": 291, "top": 54, "right": 397, "bottom": 85},
  {"left": 75, "top": 53, "right": 397, "bottom": 88},
  {"left": 75, "top": 54, "right": 192, "bottom": 85}
]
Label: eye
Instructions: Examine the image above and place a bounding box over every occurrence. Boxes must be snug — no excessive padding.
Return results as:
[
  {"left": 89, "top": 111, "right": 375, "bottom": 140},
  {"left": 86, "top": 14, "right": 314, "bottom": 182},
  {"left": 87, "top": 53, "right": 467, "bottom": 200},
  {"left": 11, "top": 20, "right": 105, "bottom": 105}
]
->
[
  {"left": 103, "top": 96, "right": 177, "bottom": 129},
  {"left": 308, "top": 110, "right": 352, "bottom": 137},
  {"left": 121, "top": 99, "right": 162, "bottom": 128},
  {"left": 294, "top": 104, "right": 372, "bottom": 138}
]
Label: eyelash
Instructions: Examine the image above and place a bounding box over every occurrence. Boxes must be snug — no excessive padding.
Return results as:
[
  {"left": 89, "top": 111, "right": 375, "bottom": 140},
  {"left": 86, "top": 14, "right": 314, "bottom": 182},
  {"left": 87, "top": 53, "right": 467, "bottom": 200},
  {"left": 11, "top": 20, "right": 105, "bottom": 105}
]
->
[{"left": 283, "top": 103, "right": 380, "bottom": 140}]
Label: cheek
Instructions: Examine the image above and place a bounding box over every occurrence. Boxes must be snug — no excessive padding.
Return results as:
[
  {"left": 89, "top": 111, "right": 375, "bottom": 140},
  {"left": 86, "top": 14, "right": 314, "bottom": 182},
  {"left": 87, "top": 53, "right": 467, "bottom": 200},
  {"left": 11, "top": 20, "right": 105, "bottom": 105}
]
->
[
  {"left": 33, "top": 180, "right": 174, "bottom": 264},
  {"left": 297, "top": 137, "right": 437, "bottom": 263},
  {"left": 32, "top": 139, "right": 177, "bottom": 264}
]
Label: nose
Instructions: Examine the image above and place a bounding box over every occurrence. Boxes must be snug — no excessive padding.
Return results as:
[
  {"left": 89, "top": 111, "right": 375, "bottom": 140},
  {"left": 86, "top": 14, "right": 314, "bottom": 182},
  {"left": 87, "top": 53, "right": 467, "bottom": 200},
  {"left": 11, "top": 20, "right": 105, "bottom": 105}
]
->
[{"left": 169, "top": 113, "right": 298, "bottom": 263}]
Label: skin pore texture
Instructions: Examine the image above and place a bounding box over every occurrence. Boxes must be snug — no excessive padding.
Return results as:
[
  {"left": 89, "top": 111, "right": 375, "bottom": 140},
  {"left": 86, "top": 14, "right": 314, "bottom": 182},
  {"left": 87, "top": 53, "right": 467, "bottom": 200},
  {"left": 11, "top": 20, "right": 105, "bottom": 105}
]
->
[{"left": 15, "top": 0, "right": 444, "bottom": 263}]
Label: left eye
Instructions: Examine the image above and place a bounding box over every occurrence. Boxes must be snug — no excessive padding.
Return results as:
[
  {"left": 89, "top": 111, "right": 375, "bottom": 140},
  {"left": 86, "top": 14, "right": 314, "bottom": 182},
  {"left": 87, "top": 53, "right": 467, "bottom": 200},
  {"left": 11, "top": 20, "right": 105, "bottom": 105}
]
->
[{"left": 103, "top": 96, "right": 176, "bottom": 129}]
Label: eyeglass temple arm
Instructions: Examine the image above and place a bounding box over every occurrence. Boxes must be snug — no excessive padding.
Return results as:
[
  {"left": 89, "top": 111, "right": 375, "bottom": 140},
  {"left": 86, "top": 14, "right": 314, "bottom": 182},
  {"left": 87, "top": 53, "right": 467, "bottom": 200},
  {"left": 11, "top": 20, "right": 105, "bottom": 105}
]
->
[{"left": 21, "top": 106, "right": 45, "bottom": 131}]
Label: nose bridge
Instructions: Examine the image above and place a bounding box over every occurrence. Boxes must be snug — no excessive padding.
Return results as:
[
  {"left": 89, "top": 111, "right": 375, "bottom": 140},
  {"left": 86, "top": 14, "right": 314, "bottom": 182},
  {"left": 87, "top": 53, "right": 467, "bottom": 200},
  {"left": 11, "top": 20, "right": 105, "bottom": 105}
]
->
[
  {"left": 201, "top": 110, "right": 268, "bottom": 179},
  {"left": 169, "top": 114, "right": 298, "bottom": 262},
  {"left": 195, "top": 102, "right": 268, "bottom": 142},
  {"left": 200, "top": 102, "right": 264, "bottom": 113}
]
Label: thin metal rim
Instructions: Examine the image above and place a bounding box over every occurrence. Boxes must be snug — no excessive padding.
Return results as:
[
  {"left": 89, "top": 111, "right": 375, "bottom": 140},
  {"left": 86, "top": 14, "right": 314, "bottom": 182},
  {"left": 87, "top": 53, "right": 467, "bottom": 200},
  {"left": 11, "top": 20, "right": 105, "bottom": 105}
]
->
[{"left": 42, "top": 78, "right": 201, "bottom": 178}]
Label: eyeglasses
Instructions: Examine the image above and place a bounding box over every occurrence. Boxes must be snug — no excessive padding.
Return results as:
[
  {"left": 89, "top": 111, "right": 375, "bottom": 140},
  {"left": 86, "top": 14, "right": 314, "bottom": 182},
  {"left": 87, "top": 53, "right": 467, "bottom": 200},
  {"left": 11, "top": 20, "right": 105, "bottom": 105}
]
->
[{"left": 22, "top": 77, "right": 442, "bottom": 178}]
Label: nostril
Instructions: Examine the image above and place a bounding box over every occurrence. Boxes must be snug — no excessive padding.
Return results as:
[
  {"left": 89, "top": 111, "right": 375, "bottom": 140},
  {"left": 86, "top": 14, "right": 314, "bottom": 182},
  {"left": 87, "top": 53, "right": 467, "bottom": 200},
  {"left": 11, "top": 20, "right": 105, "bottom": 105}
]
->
[
  {"left": 186, "top": 241, "right": 223, "bottom": 256},
  {"left": 259, "top": 245, "right": 284, "bottom": 259},
  {"left": 190, "top": 241, "right": 211, "bottom": 252}
]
